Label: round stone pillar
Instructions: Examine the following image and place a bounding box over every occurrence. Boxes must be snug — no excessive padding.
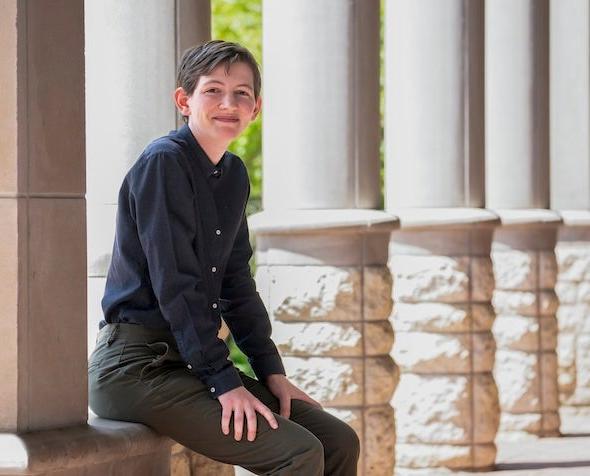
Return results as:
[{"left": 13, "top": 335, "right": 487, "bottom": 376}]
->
[
  {"left": 384, "top": 1, "right": 499, "bottom": 473},
  {"left": 485, "top": 0, "right": 550, "bottom": 210},
  {"left": 385, "top": 0, "right": 485, "bottom": 210},
  {"left": 485, "top": 0, "right": 560, "bottom": 439},
  {"left": 550, "top": 0, "right": 590, "bottom": 428},
  {"left": 250, "top": 211, "right": 399, "bottom": 476},
  {"left": 262, "top": 0, "right": 380, "bottom": 210}
]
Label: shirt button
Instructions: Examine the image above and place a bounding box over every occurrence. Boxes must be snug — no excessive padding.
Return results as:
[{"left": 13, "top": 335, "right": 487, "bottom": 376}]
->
[
  {"left": 211, "top": 266, "right": 217, "bottom": 273},
  {"left": 187, "top": 364, "right": 192, "bottom": 370},
  {"left": 212, "top": 303, "right": 218, "bottom": 309},
  {"left": 215, "top": 229, "right": 222, "bottom": 236},
  {"left": 210, "top": 387, "right": 216, "bottom": 393}
]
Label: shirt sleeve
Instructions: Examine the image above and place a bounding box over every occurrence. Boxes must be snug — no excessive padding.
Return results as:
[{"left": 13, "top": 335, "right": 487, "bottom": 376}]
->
[
  {"left": 220, "top": 188, "right": 286, "bottom": 382},
  {"left": 129, "top": 151, "right": 243, "bottom": 398}
]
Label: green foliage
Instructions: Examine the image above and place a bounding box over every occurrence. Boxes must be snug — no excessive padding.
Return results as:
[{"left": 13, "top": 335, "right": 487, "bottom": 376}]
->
[
  {"left": 226, "top": 333, "right": 256, "bottom": 378},
  {"left": 212, "top": 0, "right": 263, "bottom": 204}
]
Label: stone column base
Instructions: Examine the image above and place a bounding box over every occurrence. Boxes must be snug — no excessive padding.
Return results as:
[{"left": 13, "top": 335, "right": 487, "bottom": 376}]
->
[
  {"left": 491, "top": 210, "right": 562, "bottom": 440},
  {"left": 388, "top": 208, "right": 501, "bottom": 474},
  {"left": 0, "top": 416, "right": 171, "bottom": 476},
  {"left": 250, "top": 209, "right": 400, "bottom": 476},
  {"left": 555, "top": 211, "right": 590, "bottom": 434}
]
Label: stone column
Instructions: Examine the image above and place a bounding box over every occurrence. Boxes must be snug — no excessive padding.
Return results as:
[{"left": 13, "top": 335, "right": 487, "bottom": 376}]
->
[
  {"left": 0, "top": 1, "right": 170, "bottom": 474},
  {"left": 550, "top": 0, "right": 590, "bottom": 427},
  {"left": 256, "top": 2, "right": 398, "bottom": 475},
  {"left": 486, "top": 0, "right": 561, "bottom": 439},
  {"left": 489, "top": 213, "right": 561, "bottom": 439},
  {"left": 385, "top": 1, "right": 500, "bottom": 473},
  {"left": 85, "top": 1, "right": 231, "bottom": 475}
]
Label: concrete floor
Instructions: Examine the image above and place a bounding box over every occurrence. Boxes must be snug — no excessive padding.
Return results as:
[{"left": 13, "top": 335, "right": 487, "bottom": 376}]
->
[{"left": 455, "top": 414, "right": 590, "bottom": 476}]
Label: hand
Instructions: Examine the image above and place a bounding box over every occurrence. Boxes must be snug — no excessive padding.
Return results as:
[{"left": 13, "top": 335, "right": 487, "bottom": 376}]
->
[
  {"left": 266, "top": 374, "right": 323, "bottom": 419},
  {"left": 217, "top": 386, "right": 278, "bottom": 442}
]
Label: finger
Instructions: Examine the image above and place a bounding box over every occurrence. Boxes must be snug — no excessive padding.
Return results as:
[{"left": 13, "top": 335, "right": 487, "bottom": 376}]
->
[
  {"left": 234, "top": 406, "right": 244, "bottom": 441},
  {"left": 280, "top": 395, "right": 291, "bottom": 419},
  {"left": 256, "top": 402, "right": 278, "bottom": 430},
  {"left": 221, "top": 405, "right": 231, "bottom": 436},
  {"left": 245, "top": 406, "right": 257, "bottom": 442}
]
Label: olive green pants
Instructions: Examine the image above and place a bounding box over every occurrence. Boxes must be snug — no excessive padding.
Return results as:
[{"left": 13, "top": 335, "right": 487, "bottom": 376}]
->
[{"left": 88, "top": 323, "right": 359, "bottom": 475}]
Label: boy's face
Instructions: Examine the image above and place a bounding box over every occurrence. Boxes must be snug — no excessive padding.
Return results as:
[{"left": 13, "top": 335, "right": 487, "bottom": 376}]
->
[{"left": 179, "top": 61, "right": 261, "bottom": 144}]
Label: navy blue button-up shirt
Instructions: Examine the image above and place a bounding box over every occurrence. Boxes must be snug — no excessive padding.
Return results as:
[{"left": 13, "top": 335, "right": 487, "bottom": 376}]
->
[{"left": 100, "top": 124, "right": 285, "bottom": 398}]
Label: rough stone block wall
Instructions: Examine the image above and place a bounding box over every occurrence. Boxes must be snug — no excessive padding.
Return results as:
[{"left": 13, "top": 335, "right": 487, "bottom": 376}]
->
[
  {"left": 257, "top": 258, "right": 398, "bottom": 476},
  {"left": 492, "top": 226, "right": 561, "bottom": 439},
  {"left": 555, "top": 226, "right": 590, "bottom": 420},
  {"left": 389, "top": 226, "right": 500, "bottom": 474}
]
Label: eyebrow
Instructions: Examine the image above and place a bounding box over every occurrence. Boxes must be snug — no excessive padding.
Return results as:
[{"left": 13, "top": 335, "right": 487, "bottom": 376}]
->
[{"left": 201, "top": 79, "right": 254, "bottom": 91}]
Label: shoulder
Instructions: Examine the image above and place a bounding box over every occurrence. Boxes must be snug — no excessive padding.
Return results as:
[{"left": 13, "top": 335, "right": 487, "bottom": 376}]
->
[
  {"left": 125, "top": 136, "right": 194, "bottom": 193},
  {"left": 130, "top": 134, "right": 189, "bottom": 175}
]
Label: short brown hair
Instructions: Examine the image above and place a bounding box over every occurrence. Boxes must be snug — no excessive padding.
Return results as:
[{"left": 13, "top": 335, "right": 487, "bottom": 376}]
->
[{"left": 177, "top": 40, "right": 261, "bottom": 99}]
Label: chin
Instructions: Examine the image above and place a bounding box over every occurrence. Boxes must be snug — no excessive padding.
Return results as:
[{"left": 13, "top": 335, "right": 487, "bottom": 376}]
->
[{"left": 216, "top": 128, "right": 242, "bottom": 142}]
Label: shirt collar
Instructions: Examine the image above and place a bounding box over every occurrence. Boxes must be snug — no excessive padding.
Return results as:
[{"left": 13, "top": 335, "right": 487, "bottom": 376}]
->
[{"left": 177, "top": 124, "right": 227, "bottom": 179}]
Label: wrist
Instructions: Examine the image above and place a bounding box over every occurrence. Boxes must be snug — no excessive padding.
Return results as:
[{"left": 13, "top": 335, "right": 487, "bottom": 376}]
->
[{"left": 265, "top": 373, "right": 286, "bottom": 383}]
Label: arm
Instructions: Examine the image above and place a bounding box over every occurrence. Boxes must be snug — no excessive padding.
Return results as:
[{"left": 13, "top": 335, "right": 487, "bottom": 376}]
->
[
  {"left": 220, "top": 201, "right": 286, "bottom": 382},
  {"left": 220, "top": 202, "right": 323, "bottom": 419},
  {"left": 130, "top": 152, "right": 242, "bottom": 398}
]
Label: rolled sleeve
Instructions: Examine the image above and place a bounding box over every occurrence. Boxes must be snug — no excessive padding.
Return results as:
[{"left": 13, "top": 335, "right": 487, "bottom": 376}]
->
[{"left": 130, "top": 152, "right": 242, "bottom": 397}]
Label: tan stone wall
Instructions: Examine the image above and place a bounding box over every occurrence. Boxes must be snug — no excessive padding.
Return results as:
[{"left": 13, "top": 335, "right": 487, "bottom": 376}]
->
[
  {"left": 390, "top": 224, "right": 500, "bottom": 473},
  {"left": 492, "top": 225, "right": 561, "bottom": 439},
  {"left": 171, "top": 444, "right": 235, "bottom": 476},
  {"left": 556, "top": 226, "right": 590, "bottom": 419},
  {"left": 258, "top": 262, "right": 398, "bottom": 475}
]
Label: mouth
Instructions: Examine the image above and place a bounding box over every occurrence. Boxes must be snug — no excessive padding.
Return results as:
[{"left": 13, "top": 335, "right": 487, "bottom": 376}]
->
[{"left": 213, "top": 116, "right": 239, "bottom": 123}]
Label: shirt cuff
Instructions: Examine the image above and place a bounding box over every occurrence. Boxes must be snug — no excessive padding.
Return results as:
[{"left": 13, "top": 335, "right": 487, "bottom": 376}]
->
[
  {"left": 250, "top": 352, "right": 286, "bottom": 382},
  {"left": 200, "top": 364, "right": 243, "bottom": 399}
]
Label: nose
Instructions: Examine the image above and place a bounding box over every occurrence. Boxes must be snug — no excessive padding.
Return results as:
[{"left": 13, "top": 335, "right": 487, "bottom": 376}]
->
[{"left": 219, "top": 92, "right": 237, "bottom": 110}]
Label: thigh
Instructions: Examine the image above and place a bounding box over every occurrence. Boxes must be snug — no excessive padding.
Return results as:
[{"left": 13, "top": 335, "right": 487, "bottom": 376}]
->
[{"left": 89, "top": 345, "right": 323, "bottom": 475}]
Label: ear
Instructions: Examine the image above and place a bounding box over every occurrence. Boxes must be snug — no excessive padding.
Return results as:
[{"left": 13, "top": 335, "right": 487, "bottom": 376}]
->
[
  {"left": 251, "top": 95, "right": 262, "bottom": 120},
  {"left": 174, "top": 87, "right": 191, "bottom": 117}
]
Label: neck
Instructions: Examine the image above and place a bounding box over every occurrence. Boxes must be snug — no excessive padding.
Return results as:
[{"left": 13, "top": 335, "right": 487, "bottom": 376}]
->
[{"left": 189, "top": 123, "right": 228, "bottom": 165}]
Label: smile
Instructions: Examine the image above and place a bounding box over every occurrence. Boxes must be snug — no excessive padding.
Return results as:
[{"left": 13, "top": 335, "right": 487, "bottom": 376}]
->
[{"left": 213, "top": 117, "right": 239, "bottom": 123}]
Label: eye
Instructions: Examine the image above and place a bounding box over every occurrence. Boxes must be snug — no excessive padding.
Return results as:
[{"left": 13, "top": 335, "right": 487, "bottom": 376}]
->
[
  {"left": 236, "top": 90, "right": 251, "bottom": 97},
  {"left": 204, "top": 88, "right": 221, "bottom": 94}
]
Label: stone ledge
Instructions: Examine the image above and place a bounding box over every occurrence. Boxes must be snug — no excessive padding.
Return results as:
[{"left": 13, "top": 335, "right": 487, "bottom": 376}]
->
[
  {"left": 387, "top": 208, "right": 500, "bottom": 230},
  {"left": 558, "top": 210, "right": 590, "bottom": 227},
  {"left": 249, "top": 209, "right": 399, "bottom": 235},
  {"left": 0, "top": 414, "right": 171, "bottom": 475},
  {"left": 492, "top": 209, "right": 563, "bottom": 226}
]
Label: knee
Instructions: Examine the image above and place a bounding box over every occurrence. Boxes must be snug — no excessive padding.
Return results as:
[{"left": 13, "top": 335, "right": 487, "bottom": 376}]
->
[
  {"left": 332, "top": 422, "right": 360, "bottom": 459},
  {"left": 303, "top": 434, "right": 325, "bottom": 464}
]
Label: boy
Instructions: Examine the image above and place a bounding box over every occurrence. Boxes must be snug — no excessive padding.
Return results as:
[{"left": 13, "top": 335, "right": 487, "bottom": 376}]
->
[{"left": 88, "top": 40, "right": 360, "bottom": 475}]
